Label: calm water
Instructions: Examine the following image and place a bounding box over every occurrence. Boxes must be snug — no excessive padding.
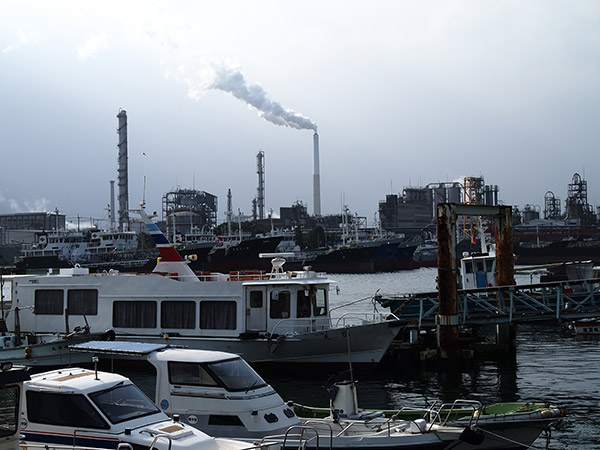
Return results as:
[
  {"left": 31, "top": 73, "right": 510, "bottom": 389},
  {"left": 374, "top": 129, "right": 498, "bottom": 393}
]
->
[{"left": 267, "top": 270, "right": 600, "bottom": 449}]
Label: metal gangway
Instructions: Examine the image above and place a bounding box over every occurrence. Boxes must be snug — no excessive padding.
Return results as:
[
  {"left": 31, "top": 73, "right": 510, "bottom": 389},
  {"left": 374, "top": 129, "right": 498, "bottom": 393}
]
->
[{"left": 375, "top": 277, "right": 600, "bottom": 328}]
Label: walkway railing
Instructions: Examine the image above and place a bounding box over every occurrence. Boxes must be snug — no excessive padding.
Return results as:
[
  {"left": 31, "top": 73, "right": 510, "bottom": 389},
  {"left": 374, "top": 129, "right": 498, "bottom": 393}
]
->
[{"left": 375, "top": 277, "right": 600, "bottom": 327}]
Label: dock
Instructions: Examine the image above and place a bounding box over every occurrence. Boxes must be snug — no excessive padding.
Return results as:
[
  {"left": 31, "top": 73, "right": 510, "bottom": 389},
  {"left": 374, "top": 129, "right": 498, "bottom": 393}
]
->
[{"left": 376, "top": 276, "right": 600, "bottom": 327}]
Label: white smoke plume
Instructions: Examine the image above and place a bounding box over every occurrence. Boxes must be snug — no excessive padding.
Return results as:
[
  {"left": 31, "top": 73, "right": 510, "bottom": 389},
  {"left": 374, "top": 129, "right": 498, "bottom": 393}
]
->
[
  {"left": 170, "top": 61, "right": 318, "bottom": 131},
  {"left": 206, "top": 63, "right": 317, "bottom": 131}
]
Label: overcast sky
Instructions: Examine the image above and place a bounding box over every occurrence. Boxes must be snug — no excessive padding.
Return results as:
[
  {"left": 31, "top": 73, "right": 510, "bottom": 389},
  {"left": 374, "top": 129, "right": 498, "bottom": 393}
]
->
[{"left": 1, "top": 1, "right": 598, "bottom": 227}]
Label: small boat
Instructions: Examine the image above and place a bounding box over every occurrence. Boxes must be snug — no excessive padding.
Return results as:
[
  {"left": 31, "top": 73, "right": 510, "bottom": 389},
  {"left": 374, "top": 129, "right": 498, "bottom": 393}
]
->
[
  {"left": 291, "top": 380, "right": 566, "bottom": 450},
  {"left": 0, "top": 363, "right": 31, "bottom": 450},
  {"left": 68, "top": 341, "right": 561, "bottom": 450},
  {"left": 70, "top": 340, "right": 299, "bottom": 440},
  {"left": 562, "top": 318, "right": 600, "bottom": 336},
  {"left": 0, "top": 313, "right": 113, "bottom": 367},
  {"left": 20, "top": 366, "right": 277, "bottom": 450}
]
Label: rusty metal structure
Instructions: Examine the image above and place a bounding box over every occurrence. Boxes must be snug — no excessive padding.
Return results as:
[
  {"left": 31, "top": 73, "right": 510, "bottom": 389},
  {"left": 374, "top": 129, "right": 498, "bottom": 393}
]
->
[
  {"left": 543, "top": 191, "right": 562, "bottom": 220},
  {"left": 436, "top": 203, "right": 514, "bottom": 362},
  {"left": 461, "top": 177, "right": 499, "bottom": 241}
]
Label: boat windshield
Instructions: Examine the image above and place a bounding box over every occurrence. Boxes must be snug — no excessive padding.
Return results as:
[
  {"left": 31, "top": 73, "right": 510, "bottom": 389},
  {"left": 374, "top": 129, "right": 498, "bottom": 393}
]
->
[
  {"left": 207, "top": 357, "right": 267, "bottom": 392},
  {"left": 0, "top": 385, "right": 19, "bottom": 437},
  {"left": 89, "top": 382, "right": 161, "bottom": 424}
]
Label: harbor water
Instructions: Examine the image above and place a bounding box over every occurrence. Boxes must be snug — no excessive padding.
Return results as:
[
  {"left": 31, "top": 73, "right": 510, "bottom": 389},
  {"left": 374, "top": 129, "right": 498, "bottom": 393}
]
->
[{"left": 267, "top": 269, "right": 600, "bottom": 449}]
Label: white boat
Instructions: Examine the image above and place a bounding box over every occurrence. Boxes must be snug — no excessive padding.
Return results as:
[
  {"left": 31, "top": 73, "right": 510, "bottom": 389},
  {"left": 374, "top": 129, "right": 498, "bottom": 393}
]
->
[
  {"left": 0, "top": 363, "right": 30, "bottom": 450},
  {"left": 20, "top": 367, "right": 277, "bottom": 450},
  {"left": 0, "top": 306, "right": 113, "bottom": 367},
  {"left": 16, "top": 228, "right": 141, "bottom": 271},
  {"left": 2, "top": 205, "right": 401, "bottom": 372},
  {"left": 70, "top": 341, "right": 299, "bottom": 439},
  {"left": 68, "top": 341, "right": 476, "bottom": 450}
]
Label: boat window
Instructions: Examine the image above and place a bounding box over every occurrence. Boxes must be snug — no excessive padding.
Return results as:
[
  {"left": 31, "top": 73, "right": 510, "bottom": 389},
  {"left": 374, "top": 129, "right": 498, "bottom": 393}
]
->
[
  {"left": 208, "top": 415, "right": 244, "bottom": 426},
  {"left": 464, "top": 261, "right": 473, "bottom": 274},
  {"left": 0, "top": 385, "right": 19, "bottom": 437},
  {"left": 89, "top": 383, "right": 160, "bottom": 425},
  {"left": 161, "top": 301, "right": 196, "bottom": 329},
  {"left": 26, "top": 391, "right": 109, "bottom": 429},
  {"left": 67, "top": 289, "right": 98, "bottom": 315},
  {"left": 297, "top": 290, "right": 311, "bottom": 318},
  {"left": 313, "top": 288, "right": 327, "bottom": 317},
  {"left": 34, "top": 290, "right": 64, "bottom": 315},
  {"left": 200, "top": 301, "right": 236, "bottom": 329},
  {"left": 476, "top": 261, "right": 485, "bottom": 272},
  {"left": 168, "top": 361, "right": 218, "bottom": 386},
  {"left": 113, "top": 301, "right": 157, "bottom": 328},
  {"left": 249, "top": 291, "right": 263, "bottom": 308},
  {"left": 207, "top": 357, "right": 267, "bottom": 392},
  {"left": 270, "top": 290, "right": 290, "bottom": 319}
]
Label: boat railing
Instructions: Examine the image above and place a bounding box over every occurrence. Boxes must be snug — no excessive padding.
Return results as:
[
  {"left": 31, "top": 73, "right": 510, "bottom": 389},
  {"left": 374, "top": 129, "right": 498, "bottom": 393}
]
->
[
  {"left": 269, "top": 317, "right": 332, "bottom": 335},
  {"left": 22, "top": 445, "right": 134, "bottom": 450},
  {"left": 266, "top": 423, "right": 331, "bottom": 450},
  {"left": 424, "top": 399, "right": 483, "bottom": 427},
  {"left": 329, "top": 294, "right": 397, "bottom": 327},
  {"left": 333, "top": 312, "right": 393, "bottom": 328},
  {"left": 148, "top": 433, "right": 173, "bottom": 450},
  {"left": 375, "top": 276, "right": 600, "bottom": 327}
]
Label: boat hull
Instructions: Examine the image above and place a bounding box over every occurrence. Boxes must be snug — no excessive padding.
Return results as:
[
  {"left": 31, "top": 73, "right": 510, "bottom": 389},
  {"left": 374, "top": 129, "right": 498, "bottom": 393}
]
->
[{"left": 114, "top": 320, "right": 401, "bottom": 371}]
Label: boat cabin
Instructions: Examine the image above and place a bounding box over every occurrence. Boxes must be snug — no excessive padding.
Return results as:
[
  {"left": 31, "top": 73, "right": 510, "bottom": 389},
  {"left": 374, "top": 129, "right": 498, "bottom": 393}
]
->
[
  {"left": 20, "top": 367, "right": 265, "bottom": 450},
  {"left": 460, "top": 252, "right": 497, "bottom": 289},
  {"left": 2, "top": 267, "right": 332, "bottom": 340},
  {"left": 70, "top": 341, "right": 300, "bottom": 439}
]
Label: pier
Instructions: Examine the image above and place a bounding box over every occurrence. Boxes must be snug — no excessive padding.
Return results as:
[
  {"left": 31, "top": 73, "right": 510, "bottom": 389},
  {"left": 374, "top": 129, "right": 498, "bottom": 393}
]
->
[{"left": 376, "top": 276, "right": 600, "bottom": 327}]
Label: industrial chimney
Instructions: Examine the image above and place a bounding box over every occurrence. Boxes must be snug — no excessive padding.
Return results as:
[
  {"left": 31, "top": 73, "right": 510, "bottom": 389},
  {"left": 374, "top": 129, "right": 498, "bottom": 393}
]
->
[
  {"left": 313, "top": 132, "right": 321, "bottom": 216},
  {"left": 256, "top": 151, "right": 265, "bottom": 220},
  {"left": 117, "top": 109, "right": 129, "bottom": 231},
  {"left": 109, "top": 180, "right": 116, "bottom": 231}
]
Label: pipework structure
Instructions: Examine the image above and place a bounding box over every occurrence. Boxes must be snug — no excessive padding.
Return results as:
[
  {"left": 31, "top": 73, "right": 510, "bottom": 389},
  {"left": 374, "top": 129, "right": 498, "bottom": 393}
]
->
[
  {"left": 544, "top": 191, "right": 561, "bottom": 220},
  {"left": 162, "top": 188, "right": 218, "bottom": 238},
  {"left": 116, "top": 109, "right": 129, "bottom": 231}
]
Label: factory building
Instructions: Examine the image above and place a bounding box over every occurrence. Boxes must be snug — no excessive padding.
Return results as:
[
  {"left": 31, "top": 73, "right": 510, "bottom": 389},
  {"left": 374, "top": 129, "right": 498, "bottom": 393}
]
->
[
  {"left": 162, "top": 189, "right": 218, "bottom": 238},
  {"left": 378, "top": 178, "right": 499, "bottom": 236}
]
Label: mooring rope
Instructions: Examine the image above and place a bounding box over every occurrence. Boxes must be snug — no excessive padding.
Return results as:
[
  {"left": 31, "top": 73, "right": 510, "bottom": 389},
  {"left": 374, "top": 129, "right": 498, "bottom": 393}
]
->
[{"left": 477, "top": 427, "right": 564, "bottom": 450}]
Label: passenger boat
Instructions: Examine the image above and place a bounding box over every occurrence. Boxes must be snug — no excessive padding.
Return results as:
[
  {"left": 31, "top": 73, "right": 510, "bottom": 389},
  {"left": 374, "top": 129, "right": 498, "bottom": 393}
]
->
[
  {"left": 20, "top": 367, "right": 276, "bottom": 450},
  {"left": 2, "top": 204, "right": 401, "bottom": 373}
]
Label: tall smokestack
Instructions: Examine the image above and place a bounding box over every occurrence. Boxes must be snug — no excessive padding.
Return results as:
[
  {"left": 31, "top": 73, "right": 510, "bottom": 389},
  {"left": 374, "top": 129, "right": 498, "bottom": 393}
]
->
[
  {"left": 117, "top": 109, "right": 129, "bottom": 231},
  {"left": 226, "top": 188, "right": 233, "bottom": 235},
  {"left": 313, "top": 132, "right": 321, "bottom": 216},
  {"left": 109, "top": 180, "right": 116, "bottom": 231},
  {"left": 256, "top": 151, "right": 265, "bottom": 220}
]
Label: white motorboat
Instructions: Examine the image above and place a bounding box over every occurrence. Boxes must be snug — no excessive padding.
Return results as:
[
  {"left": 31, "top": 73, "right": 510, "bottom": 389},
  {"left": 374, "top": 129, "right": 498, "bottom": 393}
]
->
[
  {"left": 0, "top": 363, "right": 30, "bottom": 450},
  {"left": 70, "top": 341, "right": 299, "bottom": 439},
  {"left": 69, "top": 341, "right": 474, "bottom": 450},
  {"left": 20, "top": 367, "right": 277, "bottom": 450},
  {"left": 2, "top": 204, "right": 401, "bottom": 372}
]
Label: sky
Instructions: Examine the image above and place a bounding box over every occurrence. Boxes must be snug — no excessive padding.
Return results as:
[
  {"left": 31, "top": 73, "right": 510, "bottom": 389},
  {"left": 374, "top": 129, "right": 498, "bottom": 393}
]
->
[{"left": 0, "top": 1, "right": 599, "bottom": 228}]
